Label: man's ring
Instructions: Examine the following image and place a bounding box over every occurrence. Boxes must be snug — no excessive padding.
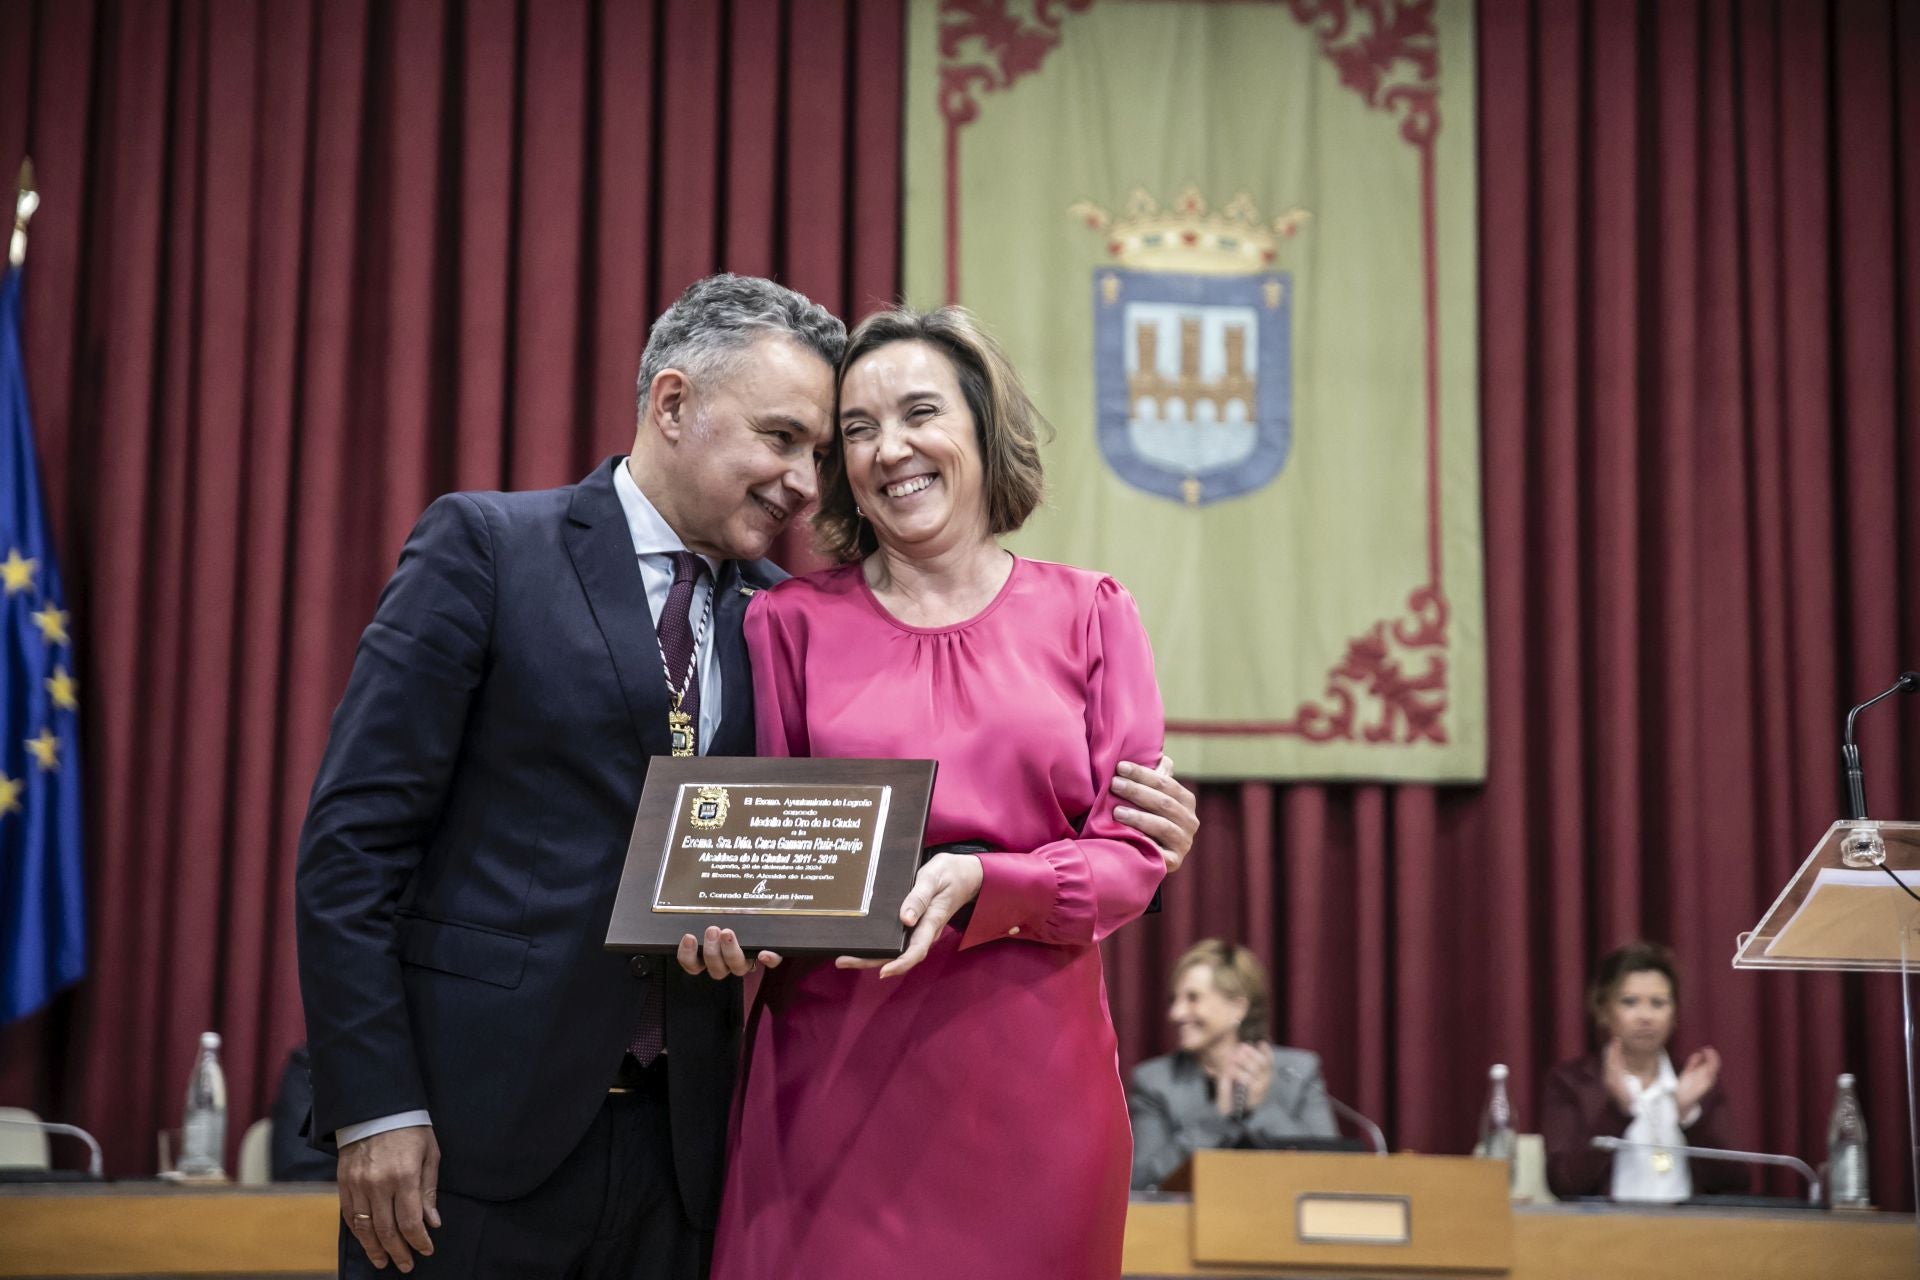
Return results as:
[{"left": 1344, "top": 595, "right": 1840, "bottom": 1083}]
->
[{"left": 353, "top": 1213, "right": 372, "bottom": 1221}]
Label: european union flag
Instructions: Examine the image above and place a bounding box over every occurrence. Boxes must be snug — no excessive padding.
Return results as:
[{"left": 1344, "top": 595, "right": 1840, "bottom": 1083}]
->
[{"left": 0, "top": 263, "right": 85, "bottom": 1024}]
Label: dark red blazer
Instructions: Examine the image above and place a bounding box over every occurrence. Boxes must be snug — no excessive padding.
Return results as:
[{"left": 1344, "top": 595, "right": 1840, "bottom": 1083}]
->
[{"left": 1540, "top": 1053, "right": 1750, "bottom": 1199}]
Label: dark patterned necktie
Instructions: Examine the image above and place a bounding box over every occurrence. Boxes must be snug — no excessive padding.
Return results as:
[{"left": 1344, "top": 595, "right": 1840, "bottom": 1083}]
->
[
  {"left": 657, "top": 550, "right": 705, "bottom": 740},
  {"left": 628, "top": 551, "right": 706, "bottom": 1065}
]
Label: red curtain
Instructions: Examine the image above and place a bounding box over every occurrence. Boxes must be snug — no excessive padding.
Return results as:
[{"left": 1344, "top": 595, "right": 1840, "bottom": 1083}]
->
[
  {"left": 3, "top": 0, "right": 1918, "bottom": 1211},
  {"left": 0, "top": 0, "right": 900, "bottom": 1176}
]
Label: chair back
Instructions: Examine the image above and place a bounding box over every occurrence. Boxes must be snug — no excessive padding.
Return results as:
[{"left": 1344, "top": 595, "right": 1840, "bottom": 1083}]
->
[
  {"left": 0, "top": 1106, "right": 51, "bottom": 1169},
  {"left": 238, "top": 1117, "right": 273, "bottom": 1185}
]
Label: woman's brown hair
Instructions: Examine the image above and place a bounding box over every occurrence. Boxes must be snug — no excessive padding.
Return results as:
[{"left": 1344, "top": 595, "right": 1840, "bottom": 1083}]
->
[
  {"left": 813, "top": 306, "right": 1048, "bottom": 563},
  {"left": 1172, "top": 939, "right": 1272, "bottom": 1044},
  {"left": 1587, "top": 940, "right": 1680, "bottom": 1032}
]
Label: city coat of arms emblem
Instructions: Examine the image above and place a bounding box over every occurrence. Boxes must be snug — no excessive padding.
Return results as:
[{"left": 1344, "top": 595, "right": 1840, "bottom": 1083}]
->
[{"left": 1075, "top": 189, "right": 1308, "bottom": 506}]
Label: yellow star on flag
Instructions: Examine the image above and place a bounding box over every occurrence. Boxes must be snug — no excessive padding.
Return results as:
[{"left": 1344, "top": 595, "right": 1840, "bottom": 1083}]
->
[
  {"left": 45, "top": 665, "right": 78, "bottom": 711},
  {"left": 25, "top": 728, "right": 60, "bottom": 772},
  {"left": 0, "top": 547, "right": 35, "bottom": 595},
  {"left": 30, "top": 603, "right": 69, "bottom": 645},
  {"left": 0, "top": 770, "right": 20, "bottom": 816}
]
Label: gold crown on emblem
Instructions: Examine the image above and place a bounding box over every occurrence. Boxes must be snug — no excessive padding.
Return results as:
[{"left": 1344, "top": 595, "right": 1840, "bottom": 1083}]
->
[{"left": 1068, "top": 187, "right": 1310, "bottom": 276}]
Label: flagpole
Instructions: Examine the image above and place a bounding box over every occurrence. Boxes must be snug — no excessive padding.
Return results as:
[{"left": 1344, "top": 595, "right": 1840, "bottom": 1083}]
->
[{"left": 11, "top": 157, "right": 37, "bottom": 267}]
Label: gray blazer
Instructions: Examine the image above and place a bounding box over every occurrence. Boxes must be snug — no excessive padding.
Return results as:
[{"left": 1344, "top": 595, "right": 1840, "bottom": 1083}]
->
[{"left": 1127, "top": 1047, "right": 1340, "bottom": 1190}]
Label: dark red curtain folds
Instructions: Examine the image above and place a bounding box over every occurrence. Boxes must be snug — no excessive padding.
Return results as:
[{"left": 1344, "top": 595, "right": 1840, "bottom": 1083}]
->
[
  {"left": 0, "top": 0, "right": 900, "bottom": 1177},
  {"left": 1, "top": 0, "right": 1917, "bottom": 1210}
]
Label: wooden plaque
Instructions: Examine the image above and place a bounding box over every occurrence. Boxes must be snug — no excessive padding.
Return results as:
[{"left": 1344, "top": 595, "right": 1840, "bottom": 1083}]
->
[{"left": 605, "top": 756, "right": 937, "bottom": 957}]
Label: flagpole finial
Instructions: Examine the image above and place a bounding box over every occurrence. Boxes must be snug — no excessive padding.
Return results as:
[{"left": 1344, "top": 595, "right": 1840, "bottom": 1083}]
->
[{"left": 11, "top": 158, "right": 38, "bottom": 268}]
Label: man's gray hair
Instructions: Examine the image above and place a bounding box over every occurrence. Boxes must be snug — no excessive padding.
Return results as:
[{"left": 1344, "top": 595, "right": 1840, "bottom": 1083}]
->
[{"left": 636, "top": 274, "right": 846, "bottom": 416}]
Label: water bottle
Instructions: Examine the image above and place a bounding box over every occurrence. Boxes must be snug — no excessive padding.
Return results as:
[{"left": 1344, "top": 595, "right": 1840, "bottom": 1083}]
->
[
  {"left": 1479, "top": 1063, "right": 1517, "bottom": 1188},
  {"left": 177, "top": 1031, "right": 228, "bottom": 1179},
  {"left": 1826, "top": 1072, "right": 1869, "bottom": 1209}
]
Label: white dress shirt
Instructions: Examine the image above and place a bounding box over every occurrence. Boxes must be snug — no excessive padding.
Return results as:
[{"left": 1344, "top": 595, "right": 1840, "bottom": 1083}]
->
[
  {"left": 611, "top": 455, "right": 723, "bottom": 749},
  {"left": 1609, "top": 1052, "right": 1697, "bottom": 1203},
  {"left": 335, "top": 458, "right": 724, "bottom": 1149}
]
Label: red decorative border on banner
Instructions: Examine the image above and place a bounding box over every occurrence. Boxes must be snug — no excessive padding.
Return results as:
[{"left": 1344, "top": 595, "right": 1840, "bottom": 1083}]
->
[
  {"left": 938, "top": 0, "right": 1097, "bottom": 303},
  {"left": 937, "top": 0, "right": 1452, "bottom": 747}
]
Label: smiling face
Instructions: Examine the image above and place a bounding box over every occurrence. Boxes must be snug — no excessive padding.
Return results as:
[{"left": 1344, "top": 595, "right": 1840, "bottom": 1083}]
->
[
  {"left": 646, "top": 334, "right": 836, "bottom": 561},
  {"left": 836, "top": 339, "right": 992, "bottom": 560},
  {"left": 1168, "top": 962, "right": 1249, "bottom": 1058},
  {"left": 1599, "top": 969, "right": 1676, "bottom": 1057}
]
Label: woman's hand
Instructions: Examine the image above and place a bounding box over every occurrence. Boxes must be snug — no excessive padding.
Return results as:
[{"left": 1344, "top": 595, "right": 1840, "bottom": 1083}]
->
[
  {"left": 1211, "top": 1042, "right": 1275, "bottom": 1116},
  {"left": 1674, "top": 1046, "right": 1721, "bottom": 1118},
  {"left": 836, "top": 852, "right": 984, "bottom": 980},
  {"left": 1232, "top": 1042, "right": 1275, "bottom": 1111}
]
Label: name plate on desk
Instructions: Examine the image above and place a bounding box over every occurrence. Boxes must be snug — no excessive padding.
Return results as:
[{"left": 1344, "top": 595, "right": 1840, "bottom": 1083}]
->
[
  {"left": 1184, "top": 1149, "right": 1512, "bottom": 1271},
  {"left": 1297, "top": 1193, "right": 1412, "bottom": 1245},
  {"left": 606, "top": 757, "right": 937, "bottom": 957}
]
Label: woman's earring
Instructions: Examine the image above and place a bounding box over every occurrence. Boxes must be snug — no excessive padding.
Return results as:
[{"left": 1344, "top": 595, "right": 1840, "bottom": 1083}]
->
[{"left": 855, "top": 505, "right": 864, "bottom": 518}]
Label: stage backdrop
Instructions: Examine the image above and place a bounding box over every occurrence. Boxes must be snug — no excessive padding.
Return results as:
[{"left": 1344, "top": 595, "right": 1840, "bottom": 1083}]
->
[
  {"left": 905, "top": 0, "right": 1486, "bottom": 781},
  {"left": 0, "top": 0, "right": 1917, "bottom": 1213}
]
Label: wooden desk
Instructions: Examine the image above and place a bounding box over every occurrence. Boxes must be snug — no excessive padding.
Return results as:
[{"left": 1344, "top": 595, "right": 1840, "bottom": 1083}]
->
[
  {"left": 0, "top": 1184, "right": 335, "bottom": 1277},
  {"left": 1, "top": 1184, "right": 1913, "bottom": 1277},
  {"left": 1125, "top": 1196, "right": 1916, "bottom": 1278}
]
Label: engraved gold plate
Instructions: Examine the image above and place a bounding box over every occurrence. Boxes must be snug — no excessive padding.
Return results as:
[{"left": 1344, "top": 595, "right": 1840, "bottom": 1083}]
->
[{"left": 606, "top": 757, "right": 937, "bottom": 957}]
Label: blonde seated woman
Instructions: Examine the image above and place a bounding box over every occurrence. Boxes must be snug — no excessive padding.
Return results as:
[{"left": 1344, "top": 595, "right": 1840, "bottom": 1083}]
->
[{"left": 1127, "top": 939, "right": 1338, "bottom": 1190}]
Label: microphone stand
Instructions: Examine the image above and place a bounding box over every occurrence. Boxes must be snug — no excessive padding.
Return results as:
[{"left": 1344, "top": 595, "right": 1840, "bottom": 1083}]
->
[
  {"left": 1838, "top": 672, "right": 1920, "bottom": 879},
  {"left": 1590, "top": 1135, "right": 1820, "bottom": 1205},
  {"left": 1275, "top": 1061, "right": 1388, "bottom": 1155}
]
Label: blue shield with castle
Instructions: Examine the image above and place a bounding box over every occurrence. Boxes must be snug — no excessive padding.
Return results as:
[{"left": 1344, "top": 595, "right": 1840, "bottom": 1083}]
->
[{"left": 1078, "top": 189, "right": 1303, "bottom": 507}]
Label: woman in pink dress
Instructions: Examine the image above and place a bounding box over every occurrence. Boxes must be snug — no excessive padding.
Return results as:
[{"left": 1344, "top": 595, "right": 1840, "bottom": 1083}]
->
[{"left": 709, "top": 307, "right": 1166, "bottom": 1279}]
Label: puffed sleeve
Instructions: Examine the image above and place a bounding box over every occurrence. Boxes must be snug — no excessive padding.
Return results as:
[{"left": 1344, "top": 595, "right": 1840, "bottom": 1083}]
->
[
  {"left": 744, "top": 588, "right": 810, "bottom": 759},
  {"left": 960, "top": 576, "right": 1167, "bottom": 948}
]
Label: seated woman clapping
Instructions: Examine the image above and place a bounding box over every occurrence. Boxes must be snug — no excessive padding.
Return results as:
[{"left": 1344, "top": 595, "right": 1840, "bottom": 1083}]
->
[
  {"left": 1127, "top": 939, "right": 1339, "bottom": 1190},
  {"left": 1542, "top": 941, "right": 1747, "bottom": 1201}
]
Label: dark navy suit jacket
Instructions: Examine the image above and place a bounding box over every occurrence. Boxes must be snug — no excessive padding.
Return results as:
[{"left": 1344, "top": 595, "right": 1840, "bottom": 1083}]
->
[{"left": 295, "top": 457, "right": 780, "bottom": 1224}]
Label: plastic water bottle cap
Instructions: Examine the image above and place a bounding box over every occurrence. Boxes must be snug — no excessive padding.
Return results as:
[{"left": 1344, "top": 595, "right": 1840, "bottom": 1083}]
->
[
  {"left": 200, "top": 1031, "right": 222, "bottom": 1050},
  {"left": 1837, "top": 1072, "right": 1855, "bottom": 1088},
  {"left": 1489, "top": 1063, "right": 1509, "bottom": 1080}
]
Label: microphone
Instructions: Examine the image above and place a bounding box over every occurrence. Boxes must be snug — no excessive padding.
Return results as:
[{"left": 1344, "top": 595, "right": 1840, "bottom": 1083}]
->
[
  {"left": 1276, "top": 1060, "right": 1388, "bottom": 1156},
  {"left": 1841, "top": 672, "right": 1920, "bottom": 820},
  {"left": 0, "top": 1115, "right": 104, "bottom": 1179},
  {"left": 1589, "top": 1136, "right": 1820, "bottom": 1204},
  {"left": 1838, "top": 671, "right": 1920, "bottom": 870}
]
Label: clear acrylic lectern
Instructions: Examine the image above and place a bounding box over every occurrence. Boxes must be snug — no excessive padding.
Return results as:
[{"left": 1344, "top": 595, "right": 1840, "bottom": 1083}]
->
[{"left": 1735, "top": 819, "right": 1920, "bottom": 1247}]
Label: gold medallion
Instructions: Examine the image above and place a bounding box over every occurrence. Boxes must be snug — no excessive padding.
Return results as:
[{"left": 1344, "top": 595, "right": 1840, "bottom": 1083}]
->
[
  {"left": 669, "top": 707, "right": 695, "bottom": 757},
  {"left": 1651, "top": 1149, "right": 1674, "bottom": 1175}
]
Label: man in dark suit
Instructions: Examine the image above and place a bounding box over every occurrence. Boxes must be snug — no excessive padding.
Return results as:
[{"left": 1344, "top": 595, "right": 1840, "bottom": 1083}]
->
[{"left": 295, "top": 275, "right": 1198, "bottom": 1279}]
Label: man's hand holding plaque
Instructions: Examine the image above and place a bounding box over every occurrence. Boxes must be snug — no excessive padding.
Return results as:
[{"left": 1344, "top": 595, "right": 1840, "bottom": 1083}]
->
[{"left": 676, "top": 925, "right": 783, "bottom": 977}]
